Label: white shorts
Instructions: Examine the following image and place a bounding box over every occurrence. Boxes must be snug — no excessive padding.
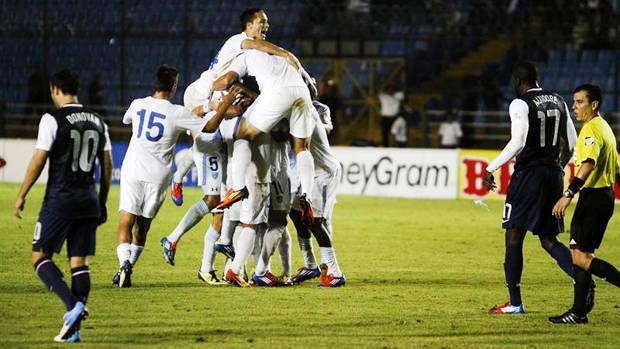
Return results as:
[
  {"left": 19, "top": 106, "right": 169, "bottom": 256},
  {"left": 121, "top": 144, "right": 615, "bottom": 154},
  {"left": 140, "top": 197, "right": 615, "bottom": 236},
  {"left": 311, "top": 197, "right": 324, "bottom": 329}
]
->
[
  {"left": 292, "top": 167, "right": 340, "bottom": 221},
  {"left": 183, "top": 80, "right": 212, "bottom": 111},
  {"left": 119, "top": 176, "right": 166, "bottom": 219},
  {"left": 193, "top": 146, "right": 222, "bottom": 196},
  {"left": 246, "top": 86, "right": 315, "bottom": 139}
]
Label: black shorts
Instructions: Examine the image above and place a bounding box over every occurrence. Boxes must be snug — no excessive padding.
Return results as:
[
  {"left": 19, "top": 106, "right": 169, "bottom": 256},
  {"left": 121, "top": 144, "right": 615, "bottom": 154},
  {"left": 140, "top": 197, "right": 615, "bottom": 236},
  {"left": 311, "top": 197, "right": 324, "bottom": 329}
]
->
[
  {"left": 570, "top": 187, "right": 614, "bottom": 253},
  {"left": 32, "top": 208, "right": 97, "bottom": 257},
  {"left": 502, "top": 166, "right": 564, "bottom": 236}
]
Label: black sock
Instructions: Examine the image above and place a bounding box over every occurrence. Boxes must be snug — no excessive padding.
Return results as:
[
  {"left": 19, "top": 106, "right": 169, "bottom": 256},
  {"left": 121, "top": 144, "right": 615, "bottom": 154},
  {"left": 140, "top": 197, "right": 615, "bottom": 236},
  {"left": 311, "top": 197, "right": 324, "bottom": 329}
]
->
[
  {"left": 71, "top": 266, "right": 91, "bottom": 304},
  {"left": 34, "top": 258, "right": 76, "bottom": 311},
  {"left": 504, "top": 244, "right": 523, "bottom": 306},
  {"left": 290, "top": 209, "right": 311, "bottom": 239},
  {"left": 572, "top": 265, "right": 591, "bottom": 316},
  {"left": 309, "top": 219, "right": 332, "bottom": 247},
  {"left": 550, "top": 242, "right": 575, "bottom": 278},
  {"left": 589, "top": 258, "right": 620, "bottom": 287}
]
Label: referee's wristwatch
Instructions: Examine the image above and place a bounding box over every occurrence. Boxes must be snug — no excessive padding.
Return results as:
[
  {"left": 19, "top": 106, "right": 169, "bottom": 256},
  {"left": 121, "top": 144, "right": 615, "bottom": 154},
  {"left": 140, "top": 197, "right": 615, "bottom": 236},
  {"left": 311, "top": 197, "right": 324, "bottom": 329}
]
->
[{"left": 563, "top": 189, "right": 575, "bottom": 199}]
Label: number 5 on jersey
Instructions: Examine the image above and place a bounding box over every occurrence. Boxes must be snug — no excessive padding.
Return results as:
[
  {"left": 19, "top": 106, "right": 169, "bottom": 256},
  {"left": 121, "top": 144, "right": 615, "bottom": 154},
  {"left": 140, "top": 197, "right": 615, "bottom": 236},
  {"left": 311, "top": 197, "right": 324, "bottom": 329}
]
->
[{"left": 137, "top": 109, "right": 166, "bottom": 141}]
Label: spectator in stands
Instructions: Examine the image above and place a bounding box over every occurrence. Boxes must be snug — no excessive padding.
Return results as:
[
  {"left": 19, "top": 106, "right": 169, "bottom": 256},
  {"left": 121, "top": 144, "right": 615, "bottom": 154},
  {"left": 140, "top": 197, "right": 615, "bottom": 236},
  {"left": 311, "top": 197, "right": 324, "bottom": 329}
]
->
[
  {"left": 438, "top": 109, "right": 463, "bottom": 148},
  {"left": 378, "top": 83, "right": 404, "bottom": 147},
  {"left": 88, "top": 72, "right": 106, "bottom": 116},
  {"left": 24, "top": 66, "right": 50, "bottom": 119},
  {"left": 390, "top": 115, "right": 407, "bottom": 148}
]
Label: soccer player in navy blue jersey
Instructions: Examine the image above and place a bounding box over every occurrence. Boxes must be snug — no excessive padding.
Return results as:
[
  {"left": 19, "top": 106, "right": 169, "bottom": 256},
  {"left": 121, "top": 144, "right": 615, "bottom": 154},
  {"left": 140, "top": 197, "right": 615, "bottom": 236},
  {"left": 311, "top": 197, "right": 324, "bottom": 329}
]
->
[
  {"left": 483, "top": 61, "right": 585, "bottom": 314},
  {"left": 14, "top": 69, "right": 112, "bottom": 342}
]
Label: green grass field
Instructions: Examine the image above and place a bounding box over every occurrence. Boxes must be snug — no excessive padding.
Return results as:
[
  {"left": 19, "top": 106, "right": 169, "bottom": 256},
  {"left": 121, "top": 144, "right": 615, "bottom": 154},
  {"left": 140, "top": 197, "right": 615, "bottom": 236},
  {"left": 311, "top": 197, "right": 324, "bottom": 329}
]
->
[{"left": 1, "top": 183, "right": 619, "bottom": 348}]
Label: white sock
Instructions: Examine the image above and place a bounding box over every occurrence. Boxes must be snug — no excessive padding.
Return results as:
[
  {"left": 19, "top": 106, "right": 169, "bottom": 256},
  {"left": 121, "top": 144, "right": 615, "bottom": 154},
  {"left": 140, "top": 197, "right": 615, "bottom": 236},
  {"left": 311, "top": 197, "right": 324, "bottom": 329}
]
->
[
  {"left": 200, "top": 225, "right": 220, "bottom": 273},
  {"left": 252, "top": 227, "right": 265, "bottom": 266},
  {"left": 232, "top": 139, "right": 251, "bottom": 190},
  {"left": 278, "top": 227, "right": 292, "bottom": 276},
  {"left": 116, "top": 243, "right": 131, "bottom": 267},
  {"left": 219, "top": 210, "right": 235, "bottom": 245},
  {"left": 296, "top": 150, "right": 315, "bottom": 196},
  {"left": 167, "top": 200, "right": 209, "bottom": 243},
  {"left": 298, "top": 237, "right": 317, "bottom": 269},
  {"left": 319, "top": 247, "right": 342, "bottom": 277},
  {"left": 173, "top": 149, "right": 195, "bottom": 183},
  {"left": 129, "top": 244, "right": 144, "bottom": 266},
  {"left": 255, "top": 225, "right": 284, "bottom": 275},
  {"left": 231, "top": 227, "right": 256, "bottom": 274}
]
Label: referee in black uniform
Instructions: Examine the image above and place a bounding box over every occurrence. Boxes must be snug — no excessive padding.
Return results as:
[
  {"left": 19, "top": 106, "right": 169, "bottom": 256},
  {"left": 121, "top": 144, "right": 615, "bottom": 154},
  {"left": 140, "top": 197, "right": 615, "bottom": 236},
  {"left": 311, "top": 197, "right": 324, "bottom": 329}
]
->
[{"left": 549, "top": 84, "right": 620, "bottom": 324}]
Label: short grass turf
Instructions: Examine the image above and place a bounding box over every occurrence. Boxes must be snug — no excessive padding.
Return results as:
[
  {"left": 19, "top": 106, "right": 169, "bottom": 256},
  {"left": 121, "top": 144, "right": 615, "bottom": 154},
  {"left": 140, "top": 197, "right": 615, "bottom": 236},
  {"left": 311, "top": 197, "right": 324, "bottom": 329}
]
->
[{"left": 0, "top": 183, "right": 619, "bottom": 348}]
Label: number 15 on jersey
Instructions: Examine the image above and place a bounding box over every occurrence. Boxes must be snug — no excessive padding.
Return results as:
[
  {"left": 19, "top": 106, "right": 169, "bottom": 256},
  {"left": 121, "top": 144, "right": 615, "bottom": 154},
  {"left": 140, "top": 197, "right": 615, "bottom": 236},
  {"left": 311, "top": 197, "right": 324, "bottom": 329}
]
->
[{"left": 136, "top": 109, "right": 166, "bottom": 142}]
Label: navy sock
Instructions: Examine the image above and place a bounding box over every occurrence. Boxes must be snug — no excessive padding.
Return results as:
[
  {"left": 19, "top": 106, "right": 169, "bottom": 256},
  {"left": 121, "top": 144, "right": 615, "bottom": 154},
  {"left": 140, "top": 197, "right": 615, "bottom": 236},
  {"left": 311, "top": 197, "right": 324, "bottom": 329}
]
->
[
  {"left": 589, "top": 258, "right": 620, "bottom": 287},
  {"left": 504, "top": 244, "right": 523, "bottom": 306},
  {"left": 71, "top": 266, "right": 91, "bottom": 304},
  {"left": 550, "top": 242, "right": 574, "bottom": 278},
  {"left": 34, "top": 258, "right": 76, "bottom": 311},
  {"left": 572, "top": 265, "right": 591, "bottom": 316}
]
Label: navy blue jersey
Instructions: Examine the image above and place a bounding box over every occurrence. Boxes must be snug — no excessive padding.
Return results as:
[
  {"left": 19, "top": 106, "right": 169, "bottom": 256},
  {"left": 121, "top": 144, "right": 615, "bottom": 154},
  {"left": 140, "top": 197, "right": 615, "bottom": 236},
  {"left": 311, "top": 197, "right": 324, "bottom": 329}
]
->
[
  {"left": 514, "top": 89, "right": 570, "bottom": 171},
  {"left": 42, "top": 105, "right": 107, "bottom": 219}
]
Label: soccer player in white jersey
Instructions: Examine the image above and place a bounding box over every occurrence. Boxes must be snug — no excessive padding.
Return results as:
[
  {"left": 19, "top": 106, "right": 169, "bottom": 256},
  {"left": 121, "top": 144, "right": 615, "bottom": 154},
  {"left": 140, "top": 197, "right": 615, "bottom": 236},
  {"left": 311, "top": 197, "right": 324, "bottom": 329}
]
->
[
  {"left": 172, "top": 7, "right": 301, "bottom": 203},
  {"left": 289, "top": 100, "right": 345, "bottom": 287},
  {"left": 113, "top": 65, "right": 238, "bottom": 288},
  {"left": 252, "top": 122, "right": 294, "bottom": 286}
]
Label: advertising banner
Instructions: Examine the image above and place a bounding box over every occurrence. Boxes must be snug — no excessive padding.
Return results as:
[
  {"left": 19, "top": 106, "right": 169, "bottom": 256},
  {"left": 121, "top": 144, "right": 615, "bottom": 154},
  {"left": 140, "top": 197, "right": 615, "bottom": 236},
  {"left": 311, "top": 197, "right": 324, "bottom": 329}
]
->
[{"left": 331, "top": 146, "right": 458, "bottom": 198}]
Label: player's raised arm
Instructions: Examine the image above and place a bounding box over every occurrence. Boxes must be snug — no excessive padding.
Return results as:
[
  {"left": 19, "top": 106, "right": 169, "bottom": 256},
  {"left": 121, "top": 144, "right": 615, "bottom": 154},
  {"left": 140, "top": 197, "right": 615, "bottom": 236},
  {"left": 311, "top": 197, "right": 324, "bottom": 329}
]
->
[
  {"left": 242, "top": 39, "right": 300, "bottom": 70},
  {"left": 202, "top": 86, "right": 245, "bottom": 133}
]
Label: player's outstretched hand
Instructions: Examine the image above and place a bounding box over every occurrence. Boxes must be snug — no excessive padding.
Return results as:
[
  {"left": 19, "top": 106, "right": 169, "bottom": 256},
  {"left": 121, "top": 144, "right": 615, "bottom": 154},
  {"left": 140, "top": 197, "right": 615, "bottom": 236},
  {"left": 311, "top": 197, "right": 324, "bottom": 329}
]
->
[
  {"left": 483, "top": 171, "right": 496, "bottom": 191},
  {"left": 552, "top": 197, "right": 571, "bottom": 219},
  {"left": 14, "top": 196, "right": 25, "bottom": 219}
]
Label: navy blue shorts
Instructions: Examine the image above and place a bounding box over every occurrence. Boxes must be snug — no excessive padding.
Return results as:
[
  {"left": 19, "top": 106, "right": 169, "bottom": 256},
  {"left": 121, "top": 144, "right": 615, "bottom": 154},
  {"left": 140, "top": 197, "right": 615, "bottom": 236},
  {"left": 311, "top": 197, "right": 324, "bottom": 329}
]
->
[
  {"left": 502, "top": 166, "right": 564, "bottom": 236},
  {"left": 32, "top": 208, "right": 97, "bottom": 257}
]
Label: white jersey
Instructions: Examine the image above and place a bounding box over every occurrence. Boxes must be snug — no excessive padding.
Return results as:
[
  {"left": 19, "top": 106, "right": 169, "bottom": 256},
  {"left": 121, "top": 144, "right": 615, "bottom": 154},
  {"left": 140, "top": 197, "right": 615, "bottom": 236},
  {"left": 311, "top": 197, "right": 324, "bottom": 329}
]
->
[
  {"left": 121, "top": 96, "right": 208, "bottom": 185},
  {"left": 192, "top": 32, "right": 251, "bottom": 94},
  {"left": 229, "top": 49, "right": 306, "bottom": 92}
]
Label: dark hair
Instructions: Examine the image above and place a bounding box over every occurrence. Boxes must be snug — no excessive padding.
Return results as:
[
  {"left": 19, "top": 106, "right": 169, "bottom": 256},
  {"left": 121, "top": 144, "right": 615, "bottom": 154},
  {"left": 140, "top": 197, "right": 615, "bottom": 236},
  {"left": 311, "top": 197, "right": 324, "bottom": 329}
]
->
[
  {"left": 512, "top": 61, "right": 538, "bottom": 86},
  {"left": 50, "top": 69, "right": 79, "bottom": 95},
  {"left": 153, "top": 64, "right": 179, "bottom": 92},
  {"left": 240, "top": 8, "right": 263, "bottom": 31},
  {"left": 573, "top": 83, "right": 602, "bottom": 110}
]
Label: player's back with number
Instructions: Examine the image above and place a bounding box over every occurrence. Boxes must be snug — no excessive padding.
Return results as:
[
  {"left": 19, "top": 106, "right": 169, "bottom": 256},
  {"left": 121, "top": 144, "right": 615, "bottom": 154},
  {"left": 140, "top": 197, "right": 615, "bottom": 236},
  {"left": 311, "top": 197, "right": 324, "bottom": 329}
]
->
[
  {"left": 515, "top": 89, "right": 570, "bottom": 170},
  {"left": 121, "top": 97, "right": 202, "bottom": 184},
  {"left": 42, "top": 104, "right": 108, "bottom": 218}
]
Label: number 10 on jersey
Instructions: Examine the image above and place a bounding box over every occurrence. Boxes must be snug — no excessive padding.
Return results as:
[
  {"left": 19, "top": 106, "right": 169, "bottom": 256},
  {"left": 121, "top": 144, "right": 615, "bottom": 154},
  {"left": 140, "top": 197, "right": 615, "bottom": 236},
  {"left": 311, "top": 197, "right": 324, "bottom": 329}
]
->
[{"left": 137, "top": 109, "right": 166, "bottom": 141}]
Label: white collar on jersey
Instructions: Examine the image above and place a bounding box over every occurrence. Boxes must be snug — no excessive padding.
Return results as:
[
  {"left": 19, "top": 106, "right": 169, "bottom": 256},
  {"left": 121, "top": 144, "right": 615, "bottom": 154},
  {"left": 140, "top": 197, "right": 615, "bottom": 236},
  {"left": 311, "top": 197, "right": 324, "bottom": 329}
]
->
[
  {"left": 526, "top": 87, "right": 543, "bottom": 92},
  {"left": 62, "top": 103, "right": 83, "bottom": 107}
]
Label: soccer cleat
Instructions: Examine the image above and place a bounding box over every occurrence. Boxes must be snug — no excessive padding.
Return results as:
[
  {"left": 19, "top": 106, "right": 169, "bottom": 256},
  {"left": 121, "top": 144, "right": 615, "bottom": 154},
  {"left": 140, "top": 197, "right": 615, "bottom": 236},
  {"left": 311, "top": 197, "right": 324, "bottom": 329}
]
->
[
  {"left": 112, "top": 271, "right": 121, "bottom": 286},
  {"left": 290, "top": 266, "right": 321, "bottom": 285},
  {"left": 214, "top": 243, "right": 235, "bottom": 259},
  {"left": 298, "top": 194, "right": 315, "bottom": 225},
  {"left": 488, "top": 301, "right": 525, "bottom": 314},
  {"left": 318, "top": 274, "right": 346, "bottom": 288},
  {"left": 54, "top": 329, "right": 81, "bottom": 343},
  {"left": 225, "top": 269, "right": 251, "bottom": 288},
  {"left": 160, "top": 237, "right": 177, "bottom": 266},
  {"left": 252, "top": 271, "right": 286, "bottom": 287},
  {"left": 214, "top": 187, "right": 249, "bottom": 210},
  {"left": 171, "top": 180, "right": 184, "bottom": 206},
  {"left": 548, "top": 310, "right": 588, "bottom": 324},
  {"left": 119, "top": 260, "right": 133, "bottom": 288},
  {"left": 55, "top": 301, "right": 87, "bottom": 341},
  {"left": 198, "top": 270, "right": 227, "bottom": 286},
  {"left": 586, "top": 280, "right": 596, "bottom": 314}
]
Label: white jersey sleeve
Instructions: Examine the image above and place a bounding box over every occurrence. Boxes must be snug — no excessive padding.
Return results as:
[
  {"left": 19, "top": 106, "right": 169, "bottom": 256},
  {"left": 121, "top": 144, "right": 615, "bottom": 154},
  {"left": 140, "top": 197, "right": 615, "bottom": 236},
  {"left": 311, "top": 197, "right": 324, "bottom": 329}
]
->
[
  {"left": 174, "top": 107, "right": 209, "bottom": 138},
  {"left": 229, "top": 53, "right": 248, "bottom": 79},
  {"left": 122, "top": 101, "right": 134, "bottom": 125},
  {"left": 35, "top": 113, "right": 58, "bottom": 151},
  {"left": 103, "top": 123, "right": 112, "bottom": 151},
  {"left": 313, "top": 100, "right": 333, "bottom": 132},
  {"left": 486, "top": 99, "right": 529, "bottom": 172}
]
